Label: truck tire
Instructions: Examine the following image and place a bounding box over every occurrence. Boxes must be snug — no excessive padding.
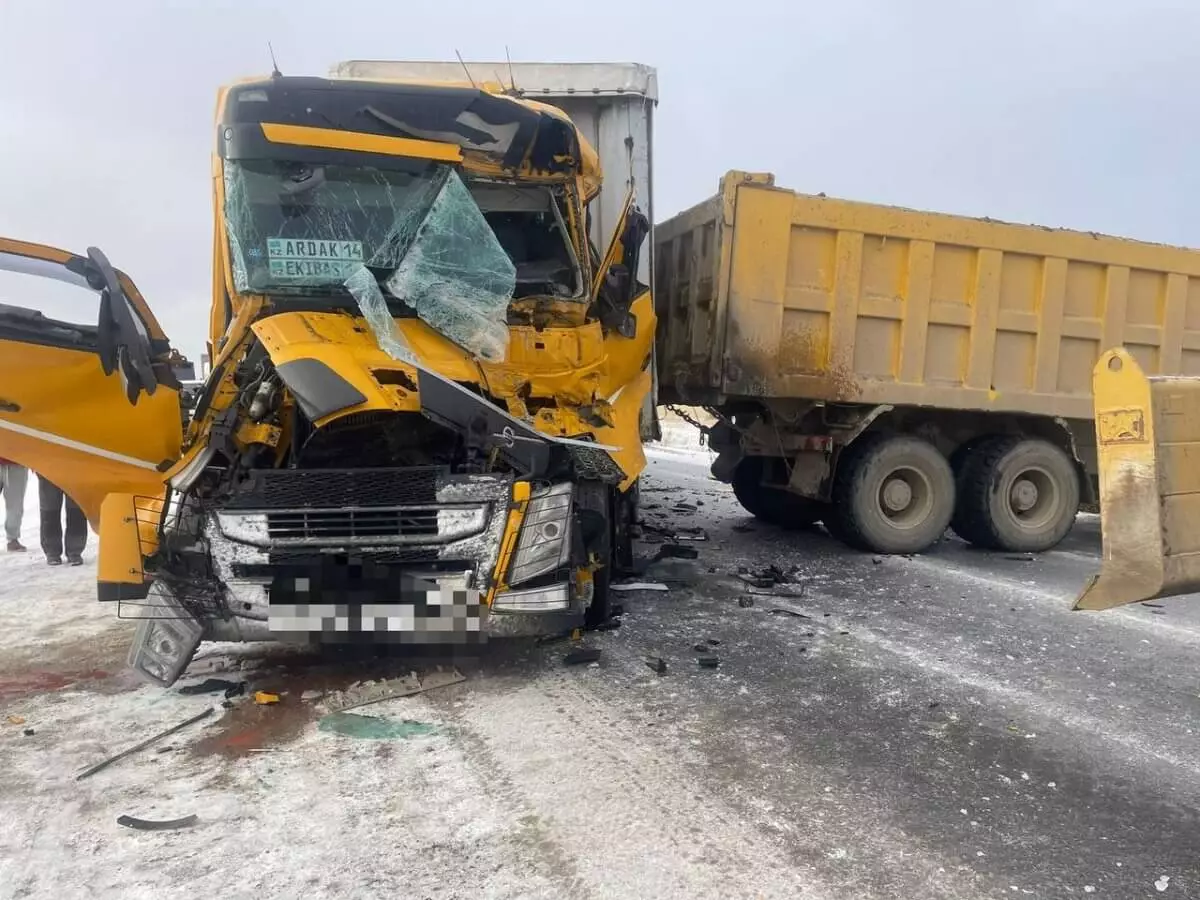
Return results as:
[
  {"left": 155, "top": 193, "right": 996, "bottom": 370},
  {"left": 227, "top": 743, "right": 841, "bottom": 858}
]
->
[
  {"left": 951, "top": 436, "right": 1079, "bottom": 552},
  {"left": 731, "top": 457, "right": 822, "bottom": 529},
  {"left": 829, "top": 434, "right": 955, "bottom": 554}
]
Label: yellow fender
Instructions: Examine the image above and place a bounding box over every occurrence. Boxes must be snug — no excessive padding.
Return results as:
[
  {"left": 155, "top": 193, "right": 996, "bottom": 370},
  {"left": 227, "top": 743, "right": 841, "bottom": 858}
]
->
[{"left": 1075, "top": 348, "right": 1200, "bottom": 610}]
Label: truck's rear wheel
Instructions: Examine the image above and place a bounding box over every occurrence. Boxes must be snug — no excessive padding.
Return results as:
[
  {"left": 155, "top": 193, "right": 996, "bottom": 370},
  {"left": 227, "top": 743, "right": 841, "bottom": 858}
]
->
[
  {"left": 951, "top": 436, "right": 1079, "bottom": 552},
  {"left": 829, "top": 434, "right": 954, "bottom": 554},
  {"left": 731, "top": 457, "right": 822, "bottom": 529}
]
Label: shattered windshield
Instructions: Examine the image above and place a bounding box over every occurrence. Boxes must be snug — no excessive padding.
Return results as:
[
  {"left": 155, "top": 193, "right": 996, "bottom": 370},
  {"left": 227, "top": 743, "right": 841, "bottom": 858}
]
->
[{"left": 223, "top": 160, "right": 582, "bottom": 362}]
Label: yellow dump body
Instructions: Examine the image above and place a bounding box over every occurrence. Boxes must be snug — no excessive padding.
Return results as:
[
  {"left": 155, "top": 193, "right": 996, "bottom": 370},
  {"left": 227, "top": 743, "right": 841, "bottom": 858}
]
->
[{"left": 656, "top": 171, "right": 1200, "bottom": 416}]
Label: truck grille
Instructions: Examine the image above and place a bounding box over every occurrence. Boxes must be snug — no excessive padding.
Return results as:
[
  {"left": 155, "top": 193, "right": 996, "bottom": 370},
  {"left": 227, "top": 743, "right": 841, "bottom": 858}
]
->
[{"left": 267, "top": 507, "right": 441, "bottom": 542}]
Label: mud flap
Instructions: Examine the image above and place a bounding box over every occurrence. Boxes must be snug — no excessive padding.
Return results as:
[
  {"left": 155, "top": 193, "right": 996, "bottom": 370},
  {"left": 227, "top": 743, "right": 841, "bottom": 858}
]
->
[
  {"left": 127, "top": 584, "right": 203, "bottom": 686},
  {"left": 1074, "top": 348, "right": 1200, "bottom": 610}
]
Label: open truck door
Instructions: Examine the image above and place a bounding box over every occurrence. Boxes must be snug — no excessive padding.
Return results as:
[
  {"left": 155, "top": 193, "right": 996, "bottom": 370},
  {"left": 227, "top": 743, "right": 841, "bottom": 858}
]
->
[
  {"left": 1075, "top": 348, "right": 1200, "bottom": 610},
  {"left": 0, "top": 238, "right": 182, "bottom": 526}
]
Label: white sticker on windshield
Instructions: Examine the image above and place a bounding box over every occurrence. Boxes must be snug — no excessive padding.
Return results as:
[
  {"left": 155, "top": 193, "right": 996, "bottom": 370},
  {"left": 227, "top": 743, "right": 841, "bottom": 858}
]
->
[{"left": 267, "top": 238, "right": 363, "bottom": 280}]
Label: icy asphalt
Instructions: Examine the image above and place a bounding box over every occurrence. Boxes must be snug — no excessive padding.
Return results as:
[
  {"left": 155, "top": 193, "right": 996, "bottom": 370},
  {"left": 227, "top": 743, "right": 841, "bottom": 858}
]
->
[{"left": 1, "top": 450, "right": 1199, "bottom": 899}]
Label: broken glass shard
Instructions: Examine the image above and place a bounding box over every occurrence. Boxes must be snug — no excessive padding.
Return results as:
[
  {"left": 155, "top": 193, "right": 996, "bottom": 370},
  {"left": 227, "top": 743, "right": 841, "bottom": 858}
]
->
[{"left": 385, "top": 171, "right": 515, "bottom": 363}]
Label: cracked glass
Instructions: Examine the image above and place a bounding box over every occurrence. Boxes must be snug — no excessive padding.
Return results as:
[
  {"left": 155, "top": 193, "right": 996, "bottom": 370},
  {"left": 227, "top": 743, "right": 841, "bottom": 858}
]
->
[{"left": 224, "top": 160, "right": 516, "bottom": 362}]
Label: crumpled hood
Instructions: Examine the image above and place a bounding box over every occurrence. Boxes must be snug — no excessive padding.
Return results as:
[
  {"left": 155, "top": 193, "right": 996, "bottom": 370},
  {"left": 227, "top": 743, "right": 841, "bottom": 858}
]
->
[{"left": 250, "top": 308, "right": 628, "bottom": 484}]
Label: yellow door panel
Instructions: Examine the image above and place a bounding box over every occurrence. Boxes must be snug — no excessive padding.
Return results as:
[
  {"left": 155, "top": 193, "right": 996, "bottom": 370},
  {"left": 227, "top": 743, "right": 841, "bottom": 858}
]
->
[{"left": 0, "top": 239, "right": 182, "bottom": 526}]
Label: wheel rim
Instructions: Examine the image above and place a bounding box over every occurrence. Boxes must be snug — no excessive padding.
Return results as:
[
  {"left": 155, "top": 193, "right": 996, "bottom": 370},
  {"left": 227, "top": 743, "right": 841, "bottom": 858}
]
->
[
  {"left": 1003, "top": 465, "right": 1059, "bottom": 530},
  {"left": 876, "top": 466, "right": 934, "bottom": 530}
]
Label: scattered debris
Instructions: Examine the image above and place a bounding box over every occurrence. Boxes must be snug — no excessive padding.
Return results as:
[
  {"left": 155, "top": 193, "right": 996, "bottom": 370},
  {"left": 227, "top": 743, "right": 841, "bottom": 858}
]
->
[
  {"left": 178, "top": 678, "right": 244, "bottom": 697},
  {"left": 564, "top": 648, "right": 602, "bottom": 666},
  {"left": 768, "top": 608, "right": 811, "bottom": 619},
  {"left": 737, "top": 596, "right": 755, "bottom": 608},
  {"left": 749, "top": 585, "right": 807, "bottom": 599},
  {"left": 1005, "top": 554, "right": 1035, "bottom": 562},
  {"left": 732, "top": 523, "right": 756, "bottom": 533},
  {"left": 654, "top": 544, "right": 700, "bottom": 562},
  {"left": 706, "top": 638, "right": 721, "bottom": 646},
  {"left": 319, "top": 713, "right": 439, "bottom": 740},
  {"left": 77, "top": 707, "right": 216, "bottom": 781},
  {"left": 645, "top": 657, "right": 668, "bottom": 675},
  {"left": 23, "top": 728, "right": 34, "bottom": 737},
  {"left": 117, "top": 814, "right": 198, "bottom": 832},
  {"left": 872, "top": 557, "right": 883, "bottom": 565},
  {"left": 697, "top": 655, "right": 720, "bottom": 669},
  {"left": 672, "top": 503, "right": 698, "bottom": 513},
  {"left": 253, "top": 691, "right": 281, "bottom": 705},
  {"left": 1142, "top": 602, "right": 1165, "bottom": 608},
  {"left": 693, "top": 642, "right": 710, "bottom": 652},
  {"left": 300, "top": 690, "right": 324, "bottom": 702},
  {"left": 592, "top": 617, "right": 623, "bottom": 632},
  {"left": 612, "top": 582, "right": 670, "bottom": 593},
  {"left": 325, "top": 670, "right": 465, "bottom": 713},
  {"left": 6, "top": 714, "right": 25, "bottom": 725},
  {"left": 1155, "top": 874, "right": 1170, "bottom": 892}
]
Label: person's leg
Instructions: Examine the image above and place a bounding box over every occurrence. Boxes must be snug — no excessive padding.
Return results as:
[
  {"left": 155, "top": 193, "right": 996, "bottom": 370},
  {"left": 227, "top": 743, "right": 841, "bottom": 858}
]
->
[
  {"left": 64, "top": 494, "right": 87, "bottom": 563},
  {"left": 38, "top": 477, "right": 64, "bottom": 563},
  {"left": 4, "top": 464, "right": 27, "bottom": 550}
]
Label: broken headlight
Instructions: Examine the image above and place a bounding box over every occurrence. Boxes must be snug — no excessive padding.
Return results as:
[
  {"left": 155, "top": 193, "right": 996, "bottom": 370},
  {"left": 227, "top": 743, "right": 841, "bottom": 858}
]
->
[{"left": 507, "top": 483, "right": 573, "bottom": 586}]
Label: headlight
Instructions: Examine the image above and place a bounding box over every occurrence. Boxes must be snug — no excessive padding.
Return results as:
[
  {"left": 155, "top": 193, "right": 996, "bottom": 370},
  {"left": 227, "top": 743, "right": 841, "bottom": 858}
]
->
[{"left": 507, "top": 483, "right": 573, "bottom": 586}]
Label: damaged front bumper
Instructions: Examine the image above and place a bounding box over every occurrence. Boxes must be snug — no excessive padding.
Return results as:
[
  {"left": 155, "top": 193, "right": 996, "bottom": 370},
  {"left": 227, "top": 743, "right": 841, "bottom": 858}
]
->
[{"left": 128, "top": 468, "right": 584, "bottom": 686}]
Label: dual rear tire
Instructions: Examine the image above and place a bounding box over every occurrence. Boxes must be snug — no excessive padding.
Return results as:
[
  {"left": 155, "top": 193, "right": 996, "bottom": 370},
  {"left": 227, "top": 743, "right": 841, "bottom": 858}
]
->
[{"left": 734, "top": 434, "right": 1079, "bottom": 556}]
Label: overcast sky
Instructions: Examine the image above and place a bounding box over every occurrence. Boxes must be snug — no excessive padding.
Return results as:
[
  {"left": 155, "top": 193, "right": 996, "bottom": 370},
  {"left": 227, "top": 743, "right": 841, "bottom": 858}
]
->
[{"left": 1, "top": 0, "right": 1196, "bottom": 363}]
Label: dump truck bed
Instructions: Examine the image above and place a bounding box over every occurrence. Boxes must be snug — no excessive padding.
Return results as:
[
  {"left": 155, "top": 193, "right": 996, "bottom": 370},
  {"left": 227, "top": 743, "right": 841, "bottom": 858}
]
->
[{"left": 656, "top": 172, "right": 1200, "bottom": 419}]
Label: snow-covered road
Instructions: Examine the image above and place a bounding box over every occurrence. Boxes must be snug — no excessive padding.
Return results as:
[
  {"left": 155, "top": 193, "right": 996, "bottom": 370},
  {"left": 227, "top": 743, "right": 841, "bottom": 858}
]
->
[{"left": 2, "top": 452, "right": 1198, "bottom": 899}]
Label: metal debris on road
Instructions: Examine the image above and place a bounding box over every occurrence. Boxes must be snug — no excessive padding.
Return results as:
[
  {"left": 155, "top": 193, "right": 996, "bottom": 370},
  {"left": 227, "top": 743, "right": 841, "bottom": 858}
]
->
[
  {"left": 697, "top": 655, "right": 720, "bottom": 668},
  {"left": 612, "top": 582, "right": 670, "bottom": 592},
  {"left": 564, "top": 648, "right": 602, "bottom": 666},
  {"left": 117, "top": 814, "right": 198, "bottom": 832},
  {"left": 178, "top": 678, "right": 244, "bottom": 697},
  {"left": 654, "top": 544, "right": 700, "bottom": 562},
  {"left": 76, "top": 707, "right": 216, "bottom": 781},
  {"left": 645, "top": 657, "right": 668, "bottom": 675},
  {"left": 324, "top": 670, "right": 465, "bottom": 713},
  {"left": 767, "top": 608, "right": 811, "bottom": 619}
]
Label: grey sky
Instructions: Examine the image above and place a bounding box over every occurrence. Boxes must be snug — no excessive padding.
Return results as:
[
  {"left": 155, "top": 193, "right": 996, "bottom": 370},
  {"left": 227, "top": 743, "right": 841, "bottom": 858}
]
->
[{"left": 1, "top": 0, "right": 1196, "bottom": 363}]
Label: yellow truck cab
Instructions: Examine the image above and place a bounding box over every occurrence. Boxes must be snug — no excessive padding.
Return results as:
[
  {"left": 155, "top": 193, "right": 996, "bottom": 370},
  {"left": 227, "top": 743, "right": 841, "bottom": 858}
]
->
[{"left": 0, "top": 63, "right": 658, "bottom": 686}]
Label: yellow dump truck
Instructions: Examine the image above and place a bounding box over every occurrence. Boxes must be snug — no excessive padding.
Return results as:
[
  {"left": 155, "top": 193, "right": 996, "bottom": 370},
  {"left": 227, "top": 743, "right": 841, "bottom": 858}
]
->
[
  {"left": 656, "top": 171, "right": 1200, "bottom": 555},
  {"left": 1074, "top": 348, "right": 1200, "bottom": 611},
  {"left": 0, "top": 63, "right": 658, "bottom": 686}
]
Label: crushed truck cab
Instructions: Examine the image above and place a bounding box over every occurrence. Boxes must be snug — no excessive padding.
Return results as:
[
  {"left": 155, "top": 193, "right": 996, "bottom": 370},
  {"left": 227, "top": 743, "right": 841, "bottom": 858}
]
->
[{"left": 0, "top": 67, "right": 656, "bottom": 686}]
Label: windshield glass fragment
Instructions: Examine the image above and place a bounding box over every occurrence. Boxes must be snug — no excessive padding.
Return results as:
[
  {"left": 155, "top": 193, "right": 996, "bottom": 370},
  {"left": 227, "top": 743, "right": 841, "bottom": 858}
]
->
[
  {"left": 343, "top": 265, "right": 416, "bottom": 365},
  {"left": 384, "top": 171, "right": 515, "bottom": 363}
]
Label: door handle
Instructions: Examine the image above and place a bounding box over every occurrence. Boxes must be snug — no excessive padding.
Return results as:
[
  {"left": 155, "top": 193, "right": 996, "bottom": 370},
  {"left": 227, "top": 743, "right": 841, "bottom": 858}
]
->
[{"left": 0, "top": 399, "right": 20, "bottom": 413}]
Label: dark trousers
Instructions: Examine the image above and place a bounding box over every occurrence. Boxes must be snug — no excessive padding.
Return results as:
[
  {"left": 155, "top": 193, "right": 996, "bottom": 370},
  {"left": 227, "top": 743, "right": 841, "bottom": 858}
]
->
[{"left": 38, "top": 477, "right": 87, "bottom": 559}]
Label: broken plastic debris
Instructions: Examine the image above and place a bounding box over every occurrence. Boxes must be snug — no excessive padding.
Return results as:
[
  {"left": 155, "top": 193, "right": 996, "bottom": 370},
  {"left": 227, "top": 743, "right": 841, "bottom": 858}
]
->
[
  {"left": 1155, "top": 875, "right": 1170, "bottom": 892},
  {"left": 324, "top": 670, "right": 464, "bottom": 713},
  {"left": 6, "top": 715, "right": 25, "bottom": 725},
  {"left": 645, "top": 657, "right": 668, "bottom": 675},
  {"left": 564, "top": 648, "right": 602, "bottom": 666},
  {"left": 253, "top": 691, "right": 281, "bottom": 705},
  {"left": 117, "top": 814, "right": 198, "bottom": 832},
  {"left": 384, "top": 171, "right": 515, "bottom": 362},
  {"left": 612, "top": 582, "right": 669, "bottom": 593},
  {"left": 697, "top": 655, "right": 720, "bottom": 669}
]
